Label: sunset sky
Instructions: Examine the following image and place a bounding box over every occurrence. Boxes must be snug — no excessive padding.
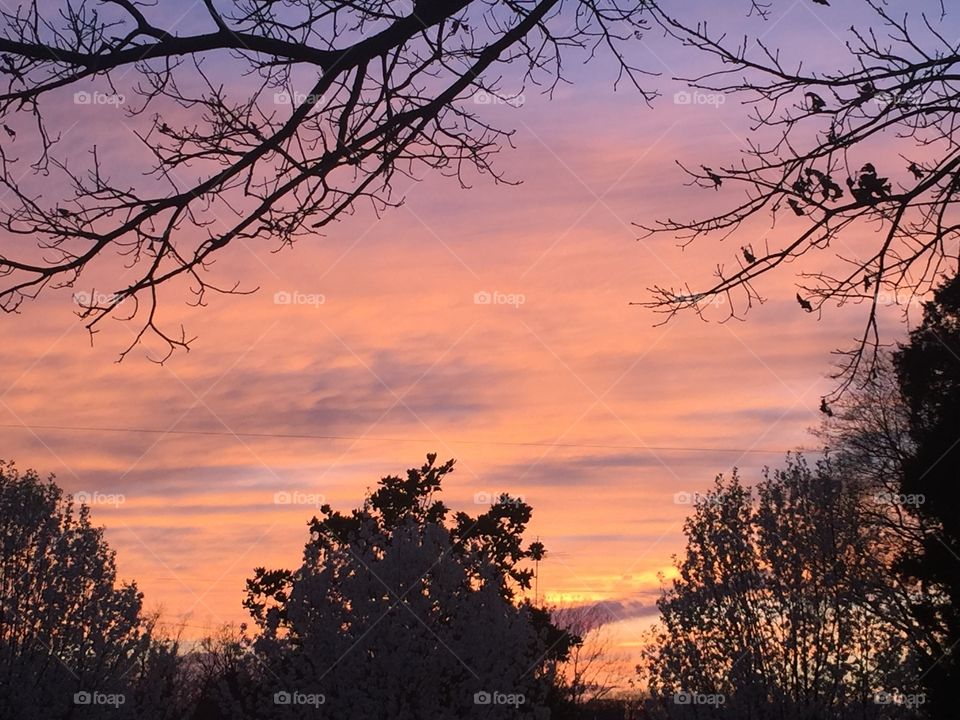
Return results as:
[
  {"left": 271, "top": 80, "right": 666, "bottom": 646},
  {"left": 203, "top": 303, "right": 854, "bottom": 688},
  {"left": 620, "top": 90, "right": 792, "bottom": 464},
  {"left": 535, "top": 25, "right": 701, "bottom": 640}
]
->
[{"left": 0, "top": 0, "right": 935, "bottom": 671}]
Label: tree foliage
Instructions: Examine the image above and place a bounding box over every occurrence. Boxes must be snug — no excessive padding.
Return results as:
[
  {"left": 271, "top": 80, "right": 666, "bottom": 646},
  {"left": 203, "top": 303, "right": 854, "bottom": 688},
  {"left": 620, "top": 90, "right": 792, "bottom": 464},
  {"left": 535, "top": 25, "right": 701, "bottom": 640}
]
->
[
  {"left": 892, "top": 271, "right": 960, "bottom": 716},
  {"left": 0, "top": 462, "right": 185, "bottom": 720},
  {"left": 230, "top": 454, "right": 574, "bottom": 718},
  {"left": 641, "top": 456, "right": 919, "bottom": 719}
]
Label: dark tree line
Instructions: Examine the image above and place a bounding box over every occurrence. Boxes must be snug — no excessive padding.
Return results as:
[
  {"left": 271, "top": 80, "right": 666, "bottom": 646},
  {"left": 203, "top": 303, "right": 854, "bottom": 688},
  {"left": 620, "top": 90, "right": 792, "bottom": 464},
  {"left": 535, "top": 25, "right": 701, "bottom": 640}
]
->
[{"left": 1, "top": 455, "right": 592, "bottom": 719}]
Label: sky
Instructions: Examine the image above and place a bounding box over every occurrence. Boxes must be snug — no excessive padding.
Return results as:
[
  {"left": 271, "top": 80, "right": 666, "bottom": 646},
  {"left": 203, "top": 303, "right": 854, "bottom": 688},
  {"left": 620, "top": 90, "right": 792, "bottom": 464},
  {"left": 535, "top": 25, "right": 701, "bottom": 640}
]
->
[{"left": 0, "top": 0, "right": 945, "bottom": 676}]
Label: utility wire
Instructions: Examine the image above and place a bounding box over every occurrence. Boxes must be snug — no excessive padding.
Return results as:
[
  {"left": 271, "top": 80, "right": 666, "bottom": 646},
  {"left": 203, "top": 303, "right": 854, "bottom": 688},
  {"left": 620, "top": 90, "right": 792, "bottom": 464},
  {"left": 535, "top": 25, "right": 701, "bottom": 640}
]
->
[{"left": 0, "top": 422, "right": 813, "bottom": 455}]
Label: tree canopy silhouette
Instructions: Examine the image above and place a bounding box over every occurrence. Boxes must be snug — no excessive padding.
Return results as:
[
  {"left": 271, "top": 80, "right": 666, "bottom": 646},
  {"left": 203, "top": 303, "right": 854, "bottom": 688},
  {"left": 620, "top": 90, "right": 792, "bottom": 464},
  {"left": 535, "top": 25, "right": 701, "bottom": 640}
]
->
[
  {"left": 640, "top": 456, "right": 921, "bottom": 719},
  {"left": 229, "top": 454, "right": 576, "bottom": 718},
  {"left": 0, "top": 462, "right": 185, "bottom": 720}
]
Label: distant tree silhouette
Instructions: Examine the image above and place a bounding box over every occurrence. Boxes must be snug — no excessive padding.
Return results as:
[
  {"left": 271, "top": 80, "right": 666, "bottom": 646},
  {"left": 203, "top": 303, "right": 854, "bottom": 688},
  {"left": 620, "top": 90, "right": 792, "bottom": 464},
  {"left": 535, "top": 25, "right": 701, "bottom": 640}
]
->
[
  {"left": 0, "top": 0, "right": 653, "bottom": 359},
  {"left": 815, "top": 356, "right": 912, "bottom": 488},
  {"left": 638, "top": 0, "right": 960, "bottom": 396},
  {"left": 640, "top": 456, "right": 920, "bottom": 720},
  {"left": 814, "top": 356, "right": 953, "bottom": 717},
  {"left": 814, "top": 355, "right": 928, "bottom": 572},
  {"left": 183, "top": 627, "right": 250, "bottom": 720},
  {"left": 549, "top": 604, "right": 624, "bottom": 716},
  {"left": 0, "top": 462, "right": 185, "bottom": 720},
  {"left": 893, "top": 271, "right": 960, "bottom": 716},
  {"left": 203, "top": 454, "right": 576, "bottom": 718}
]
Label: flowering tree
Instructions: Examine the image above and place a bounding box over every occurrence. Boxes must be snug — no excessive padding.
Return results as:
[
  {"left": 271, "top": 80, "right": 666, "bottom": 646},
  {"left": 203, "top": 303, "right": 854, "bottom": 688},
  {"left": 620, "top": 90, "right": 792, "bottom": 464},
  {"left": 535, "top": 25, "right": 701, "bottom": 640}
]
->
[
  {"left": 640, "top": 456, "right": 919, "bottom": 719},
  {"left": 231, "top": 454, "right": 572, "bottom": 718},
  {"left": 0, "top": 462, "right": 185, "bottom": 720}
]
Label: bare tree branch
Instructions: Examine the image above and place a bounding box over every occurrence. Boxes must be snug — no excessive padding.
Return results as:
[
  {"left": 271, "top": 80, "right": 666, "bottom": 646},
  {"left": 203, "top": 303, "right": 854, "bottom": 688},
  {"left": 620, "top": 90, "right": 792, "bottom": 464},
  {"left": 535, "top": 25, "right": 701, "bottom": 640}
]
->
[
  {"left": 0, "top": 0, "right": 655, "bottom": 359},
  {"left": 637, "top": 0, "right": 960, "bottom": 398}
]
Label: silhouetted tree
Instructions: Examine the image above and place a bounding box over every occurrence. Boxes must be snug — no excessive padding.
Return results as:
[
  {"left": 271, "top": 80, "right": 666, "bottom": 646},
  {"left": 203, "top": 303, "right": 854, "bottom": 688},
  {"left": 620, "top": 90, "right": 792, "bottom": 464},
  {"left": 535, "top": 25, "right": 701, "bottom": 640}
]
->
[
  {"left": 0, "top": 462, "right": 186, "bottom": 719},
  {"left": 0, "top": 0, "right": 653, "bottom": 358},
  {"left": 813, "top": 356, "right": 947, "bottom": 716},
  {"left": 183, "top": 626, "right": 257, "bottom": 720},
  {"left": 550, "top": 604, "right": 625, "bottom": 716},
  {"left": 219, "top": 454, "right": 575, "bottom": 718},
  {"left": 814, "top": 355, "right": 928, "bottom": 575},
  {"left": 638, "top": 0, "right": 960, "bottom": 395},
  {"left": 640, "top": 456, "right": 920, "bottom": 720},
  {"left": 893, "top": 271, "right": 960, "bottom": 716},
  {"left": 816, "top": 356, "right": 912, "bottom": 491}
]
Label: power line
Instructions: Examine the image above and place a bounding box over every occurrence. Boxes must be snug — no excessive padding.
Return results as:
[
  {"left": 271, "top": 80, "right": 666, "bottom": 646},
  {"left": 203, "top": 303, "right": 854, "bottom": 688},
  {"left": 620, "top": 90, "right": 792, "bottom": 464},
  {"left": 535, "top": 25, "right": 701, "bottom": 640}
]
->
[{"left": 0, "top": 422, "right": 813, "bottom": 455}]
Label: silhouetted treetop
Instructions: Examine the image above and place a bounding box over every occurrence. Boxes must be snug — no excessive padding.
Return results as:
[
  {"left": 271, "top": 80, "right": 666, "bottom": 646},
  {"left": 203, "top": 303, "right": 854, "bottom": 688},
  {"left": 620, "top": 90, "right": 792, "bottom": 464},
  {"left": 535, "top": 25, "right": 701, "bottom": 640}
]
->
[
  {"left": 892, "top": 271, "right": 960, "bottom": 715},
  {"left": 236, "top": 454, "right": 575, "bottom": 718},
  {"left": 0, "top": 462, "right": 186, "bottom": 719},
  {"left": 245, "top": 453, "right": 545, "bottom": 627}
]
